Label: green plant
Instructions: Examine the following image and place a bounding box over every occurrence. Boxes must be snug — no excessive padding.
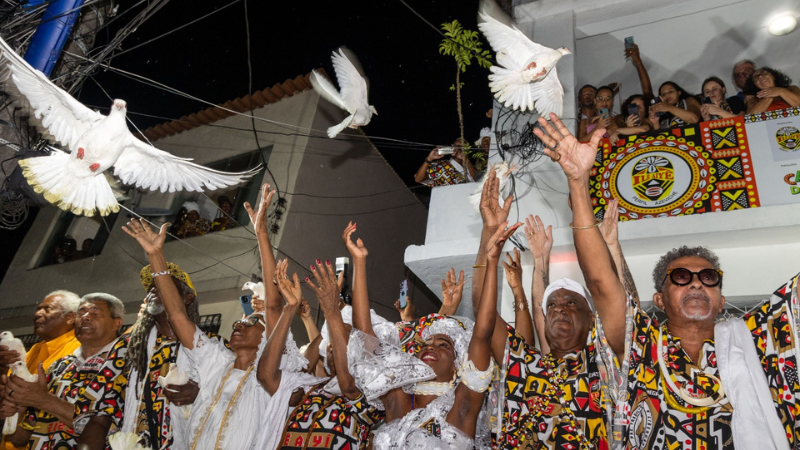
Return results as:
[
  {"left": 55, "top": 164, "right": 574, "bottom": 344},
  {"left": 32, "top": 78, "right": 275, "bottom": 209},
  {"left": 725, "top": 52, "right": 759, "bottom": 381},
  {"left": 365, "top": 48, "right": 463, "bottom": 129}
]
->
[{"left": 438, "top": 20, "right": 492, "bottom": 170}]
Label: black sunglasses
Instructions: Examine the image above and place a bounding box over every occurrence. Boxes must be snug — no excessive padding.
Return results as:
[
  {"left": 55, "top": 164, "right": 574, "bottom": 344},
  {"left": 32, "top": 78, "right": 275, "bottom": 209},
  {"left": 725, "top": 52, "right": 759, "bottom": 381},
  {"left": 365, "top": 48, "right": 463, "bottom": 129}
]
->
[
  {"left": 663, "top": 268, "right": 723, "bottom": 287},
  {"left": 231, "top": 315, "right": 265, "bottom": 331}
]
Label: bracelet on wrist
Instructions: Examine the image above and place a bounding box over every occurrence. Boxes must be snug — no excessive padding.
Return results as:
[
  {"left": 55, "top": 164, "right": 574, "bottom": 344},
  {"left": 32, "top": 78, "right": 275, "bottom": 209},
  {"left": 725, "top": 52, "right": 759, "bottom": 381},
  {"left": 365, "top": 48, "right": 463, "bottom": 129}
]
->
[
  {"left": 426, "top": 158, "right": 433, "bottom": 164},
  {"left": 569, "top": 219, "right": 602, "bottom": 230}
]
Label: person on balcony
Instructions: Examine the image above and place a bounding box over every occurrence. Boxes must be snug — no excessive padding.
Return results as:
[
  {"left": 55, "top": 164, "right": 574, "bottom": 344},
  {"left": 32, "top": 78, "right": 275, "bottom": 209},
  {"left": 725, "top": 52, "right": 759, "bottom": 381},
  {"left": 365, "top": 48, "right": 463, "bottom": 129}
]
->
[
  {"left": 745, "top": 67, "right": 800, "bottom": 114},
  {"left": 731, "top": 59, "right": 756, "bottom": 102},
  {"left": 699, "top": 76, "right": 745, "bottom": 121},
  {"left": 414, "top": 138, "right": 476, "bottom": 187},
  {"left": 609, "top": 94, "right": 652, "bottom": 144},
  {"left": 649, "top": 81, "right": 701, "bottom": 129},
  {"left": 578, "top": 85, "right": 618, "bottom": 142}
]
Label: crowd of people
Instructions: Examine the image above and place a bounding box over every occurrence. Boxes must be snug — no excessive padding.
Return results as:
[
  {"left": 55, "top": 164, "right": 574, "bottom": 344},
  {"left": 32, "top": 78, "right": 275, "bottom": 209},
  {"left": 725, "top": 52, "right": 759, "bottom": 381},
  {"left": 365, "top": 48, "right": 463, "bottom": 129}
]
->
[
  {"left": 169, "top": 196, "right": 238, "bottom": 239},
  {"left": 576, "top": 45, "right": 800, "bottom": 142},
  {"left": 0, "top": 114, "right": 797, "bottom": 450}
]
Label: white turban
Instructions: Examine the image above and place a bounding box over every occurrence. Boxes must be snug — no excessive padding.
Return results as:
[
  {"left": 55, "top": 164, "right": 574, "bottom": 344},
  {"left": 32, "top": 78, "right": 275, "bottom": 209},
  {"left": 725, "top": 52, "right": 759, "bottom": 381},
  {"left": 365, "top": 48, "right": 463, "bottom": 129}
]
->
[
  {"left": 475, "top": 127, "right": 492, "bottom": 146},
  {"left": 182, "top": 201, "right": 200, "bottom": 213},
  {"left": 541, "top": 277, "right": 595, "bottom": 315}
]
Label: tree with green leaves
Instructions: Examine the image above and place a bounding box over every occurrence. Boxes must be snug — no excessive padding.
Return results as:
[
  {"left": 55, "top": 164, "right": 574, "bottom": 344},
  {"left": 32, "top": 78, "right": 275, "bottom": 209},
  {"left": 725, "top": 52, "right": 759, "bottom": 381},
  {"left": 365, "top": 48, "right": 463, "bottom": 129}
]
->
[{"left": 439, "top": 20, "right": 492, "bottom": 161}]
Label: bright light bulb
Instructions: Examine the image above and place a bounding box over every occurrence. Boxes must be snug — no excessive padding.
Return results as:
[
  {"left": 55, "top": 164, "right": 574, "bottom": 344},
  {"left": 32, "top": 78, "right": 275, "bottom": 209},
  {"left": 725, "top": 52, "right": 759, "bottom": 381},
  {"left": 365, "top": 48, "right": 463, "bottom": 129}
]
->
[{"left": 768, "top": 14, "right": 797, "bottom": 36}]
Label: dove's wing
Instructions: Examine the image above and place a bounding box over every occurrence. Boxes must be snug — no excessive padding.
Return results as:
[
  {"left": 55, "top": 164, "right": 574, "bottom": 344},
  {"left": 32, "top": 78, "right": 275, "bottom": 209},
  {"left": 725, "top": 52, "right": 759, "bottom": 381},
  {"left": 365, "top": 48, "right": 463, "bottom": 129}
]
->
[
  {"left": 1, "top": 337, "right": 26, "bottom": 359},
  {"left": 309, "top": 70, "right": 348, "bottom": 111},
  {"left": 527, "top": 67, "right": 564, "bottom": 116},
  {"left": 330, "top": 49, "right": 369, "bottom": 113},
  {"left": 478, "top": 12, "right": 550, "bottom": 68},
  {"left": 490, "top": 54, "right": 563, "bottom": 115},
  {"left": 113, "top": 137, "right": 261, "bottom": 193},
  {"left": 0, "top": 37, "right": 103, "bottom": 149}
]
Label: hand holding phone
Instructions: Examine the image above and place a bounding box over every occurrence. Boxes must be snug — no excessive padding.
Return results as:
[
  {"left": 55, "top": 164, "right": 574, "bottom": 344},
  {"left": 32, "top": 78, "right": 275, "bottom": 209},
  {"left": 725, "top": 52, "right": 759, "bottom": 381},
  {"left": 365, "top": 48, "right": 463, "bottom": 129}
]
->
[
  {"left": 626, "top": 104, "right": 640, "bottom": 125},
  {"left": 239, "top": 295, "right": 254, "bottom": 316},
  {"left": 399, "top": 280, "right": 409, "bottom": 308},
  {"left": 624, "top": 36, "right": 635, "bottom": 50}
]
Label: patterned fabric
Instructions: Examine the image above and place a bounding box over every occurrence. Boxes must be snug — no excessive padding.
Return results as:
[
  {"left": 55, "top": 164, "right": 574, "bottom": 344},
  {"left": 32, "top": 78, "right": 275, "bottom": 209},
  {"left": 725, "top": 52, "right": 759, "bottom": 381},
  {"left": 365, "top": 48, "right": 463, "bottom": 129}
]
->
[
  {"left": 426, "top": 160, "right": 467, "bottom": 187},
  {"left": 494, "top": 325, "right": 609, "bottom": 450},
  {"left": 279, "top": 383, "right": 383, "bottom": 449},
  {"left": 27, "top": 345, "right": 114, "bottom": 450},
  {"left": 73, "top": 333, "right": 178, "bottom": 450},
  {"left": 623, "top": 272, "right": 800, "bottom": 450},
  {"left": 659, "top": 99, "right": 689, "bottom": 129}
]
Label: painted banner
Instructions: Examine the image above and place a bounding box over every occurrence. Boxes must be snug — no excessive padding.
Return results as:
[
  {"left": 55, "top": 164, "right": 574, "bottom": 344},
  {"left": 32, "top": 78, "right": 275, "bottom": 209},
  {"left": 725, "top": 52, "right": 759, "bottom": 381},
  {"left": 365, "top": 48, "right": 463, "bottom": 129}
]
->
[
  {"left": 742, "top": 107, "right": 800, "bottom": 205},
  {"left": 590, "top": 115, "right": 763, "bottom": 220}
]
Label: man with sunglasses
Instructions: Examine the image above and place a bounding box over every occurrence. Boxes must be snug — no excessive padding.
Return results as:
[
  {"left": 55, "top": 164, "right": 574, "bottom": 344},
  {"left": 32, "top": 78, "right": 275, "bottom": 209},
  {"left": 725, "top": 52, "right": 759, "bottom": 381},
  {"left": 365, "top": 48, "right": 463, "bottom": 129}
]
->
[{"left": 534, "top": 112, "right": 800, "bottom": 450}]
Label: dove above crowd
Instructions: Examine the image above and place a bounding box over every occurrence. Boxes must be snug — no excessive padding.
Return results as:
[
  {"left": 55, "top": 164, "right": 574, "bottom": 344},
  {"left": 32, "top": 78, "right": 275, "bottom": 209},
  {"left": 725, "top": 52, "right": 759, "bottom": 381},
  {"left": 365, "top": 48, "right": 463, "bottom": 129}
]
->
[{"left": 1, "top": 112, "right": 799, "bottom": 450}]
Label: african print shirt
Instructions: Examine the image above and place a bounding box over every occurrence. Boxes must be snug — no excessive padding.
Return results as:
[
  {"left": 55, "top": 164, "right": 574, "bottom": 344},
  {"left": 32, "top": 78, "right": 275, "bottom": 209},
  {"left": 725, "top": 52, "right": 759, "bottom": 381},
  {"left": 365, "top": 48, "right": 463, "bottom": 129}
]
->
[
  {"left": 623, "top": 271, "right": 800, "bottom": 450},
  {"left": 495, "top": 325, "right": 609, "bottom": 450},
  {"left": 426, "top": 160, "right": 467, "bottom": 187},
  {"left": 26, "top": 343, "right": 115, "bottom": 450},
  {"left": 279, "top": 382, "right": 383, "bottom": 449},
  {"left": 73, "top": 331, "right": 180, "bottom": 450}
]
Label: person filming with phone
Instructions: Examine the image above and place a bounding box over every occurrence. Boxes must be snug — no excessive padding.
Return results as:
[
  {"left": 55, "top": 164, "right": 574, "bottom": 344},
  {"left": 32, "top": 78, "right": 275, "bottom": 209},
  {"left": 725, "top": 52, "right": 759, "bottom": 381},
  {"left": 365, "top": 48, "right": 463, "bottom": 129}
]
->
[
  {"left": 578, "top": 85, "right": 619, "bottom": 142},
  {"left": 414, "top": 137, "right": 476, "bottom": 187}
]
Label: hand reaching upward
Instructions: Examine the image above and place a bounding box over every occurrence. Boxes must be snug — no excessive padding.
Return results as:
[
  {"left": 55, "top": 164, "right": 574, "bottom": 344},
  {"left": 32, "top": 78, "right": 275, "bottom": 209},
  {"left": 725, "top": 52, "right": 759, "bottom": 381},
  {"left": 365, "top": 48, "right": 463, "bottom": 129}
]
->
[
  {"left": 533, "top": 113, "right": 604, "bottom": 182},
  {"left": 274, "top": 260, "right": 300, "bottom": 307},
  {"left": 244, "top": 184, "right": 275, "bottom": 233},
  {"left": 342, "top": 222, "right": 368, "bottom": 259},
  {"left": 122, "top": 218, "right": 168, "bottom": 255}
]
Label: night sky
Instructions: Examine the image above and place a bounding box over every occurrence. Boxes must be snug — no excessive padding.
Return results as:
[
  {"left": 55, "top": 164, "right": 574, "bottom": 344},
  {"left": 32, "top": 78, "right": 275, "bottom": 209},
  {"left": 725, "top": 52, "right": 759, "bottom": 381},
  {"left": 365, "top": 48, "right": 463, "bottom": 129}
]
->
[{"left": 78, "top": 0, "right": 496, "bottom": 187}]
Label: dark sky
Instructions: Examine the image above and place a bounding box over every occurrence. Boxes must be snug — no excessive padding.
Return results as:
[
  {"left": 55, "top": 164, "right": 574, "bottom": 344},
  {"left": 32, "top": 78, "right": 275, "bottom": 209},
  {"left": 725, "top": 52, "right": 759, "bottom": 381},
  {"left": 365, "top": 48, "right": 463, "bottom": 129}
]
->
[{"left": 78, "top": 0, "right": 495, "bottom": 186}]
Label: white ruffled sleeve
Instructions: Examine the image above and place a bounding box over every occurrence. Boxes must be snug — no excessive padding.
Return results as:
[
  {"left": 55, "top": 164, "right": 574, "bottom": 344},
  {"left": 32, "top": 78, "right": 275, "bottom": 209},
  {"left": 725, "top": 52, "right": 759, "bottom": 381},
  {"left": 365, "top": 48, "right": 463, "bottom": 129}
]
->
[{"left": 347, "top": 328, "right": 434, "bottom": 403}]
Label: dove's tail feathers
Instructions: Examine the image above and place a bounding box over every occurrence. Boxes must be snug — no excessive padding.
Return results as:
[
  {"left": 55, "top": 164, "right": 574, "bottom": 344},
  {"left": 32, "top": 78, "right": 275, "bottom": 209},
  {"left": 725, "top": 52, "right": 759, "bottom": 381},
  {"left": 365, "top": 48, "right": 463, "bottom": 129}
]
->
[
  {"left": 327, "top": 115, "right": 355, "bottom": 138},
  {"left": 19, "top": 153, "right": 119, "bottom": 216},
  {"left": 2, "top": 413, "right": 18, "bottom": 435},
  {"left": 108, "top": 431, "right": 148, "bottom": 450},
  {"left": 468, "top": 189, "right": 483, "bottom": 212}
]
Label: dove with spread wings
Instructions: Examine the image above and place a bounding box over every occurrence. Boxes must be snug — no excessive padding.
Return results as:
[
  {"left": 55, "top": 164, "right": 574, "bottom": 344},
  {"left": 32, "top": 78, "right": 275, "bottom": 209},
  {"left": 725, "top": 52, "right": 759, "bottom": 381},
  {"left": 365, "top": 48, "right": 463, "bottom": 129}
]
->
[
  {"left": 309, "top": 47, "right": 377, "bottom": 138},
  {"left": 478, "top": 10, "right": 571, "bottom": 116},
  {"left": 0, "top": 37, "right": 261, "bottom": 217}
]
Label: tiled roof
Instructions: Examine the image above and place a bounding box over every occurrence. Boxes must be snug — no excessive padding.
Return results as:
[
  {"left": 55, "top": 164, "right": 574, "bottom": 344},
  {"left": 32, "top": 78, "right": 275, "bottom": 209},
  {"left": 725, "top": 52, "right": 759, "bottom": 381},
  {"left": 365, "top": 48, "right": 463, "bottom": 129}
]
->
[{"left": 138, "top": 70, "right": 324, "bottom": 142}]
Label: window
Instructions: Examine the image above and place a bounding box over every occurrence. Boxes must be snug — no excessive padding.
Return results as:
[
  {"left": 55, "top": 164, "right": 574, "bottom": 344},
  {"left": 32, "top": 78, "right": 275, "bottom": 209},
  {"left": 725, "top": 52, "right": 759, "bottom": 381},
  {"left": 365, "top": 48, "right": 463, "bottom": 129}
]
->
[{"left": 36, "top": 211, "right": 118, "bottom": 267}]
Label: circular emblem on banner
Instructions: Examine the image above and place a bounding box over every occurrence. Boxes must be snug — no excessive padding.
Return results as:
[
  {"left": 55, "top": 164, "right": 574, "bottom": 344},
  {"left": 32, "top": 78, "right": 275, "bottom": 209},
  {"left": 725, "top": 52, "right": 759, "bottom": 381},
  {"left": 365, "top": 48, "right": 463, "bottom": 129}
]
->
[
  {"left": 775, "top": 126, "right": 800, "bottom": 151},
  {"left": 601, "top": 138, "right": 713, "bottom": 219}
]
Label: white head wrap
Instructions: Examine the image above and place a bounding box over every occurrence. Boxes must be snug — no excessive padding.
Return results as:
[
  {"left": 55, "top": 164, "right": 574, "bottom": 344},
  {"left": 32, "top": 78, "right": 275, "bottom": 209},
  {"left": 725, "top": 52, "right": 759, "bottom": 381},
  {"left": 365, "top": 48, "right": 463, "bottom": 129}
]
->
[
  {"left": 475, "top": 127, "right": 492, "bottom": 146},
  {"left": 318, "top": 305, "right": 398, "bottom": 373},
  {"left": 419, "top": 315, "right": 474, "bottom": 370},
  {"left": 182, "top": 201, "right": 200, "bottom": 213},
  {"left": 541, "top": 277, "right": 595, "bottom": 315}
]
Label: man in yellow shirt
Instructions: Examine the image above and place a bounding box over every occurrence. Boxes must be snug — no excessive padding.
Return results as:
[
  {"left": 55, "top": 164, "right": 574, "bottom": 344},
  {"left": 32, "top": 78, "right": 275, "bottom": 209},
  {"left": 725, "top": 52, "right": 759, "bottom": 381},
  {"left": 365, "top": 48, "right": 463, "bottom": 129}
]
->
[{"left": 0, "top": 290, "right": 81, "bottom": 449}]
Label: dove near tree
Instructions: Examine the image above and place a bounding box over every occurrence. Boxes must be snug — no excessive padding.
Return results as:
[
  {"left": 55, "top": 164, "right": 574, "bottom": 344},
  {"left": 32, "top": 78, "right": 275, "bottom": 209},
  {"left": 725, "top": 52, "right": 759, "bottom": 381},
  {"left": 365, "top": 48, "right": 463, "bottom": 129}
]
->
[
  {"left": 0, "top": 37, "right": 261, "bottom": 217},
  {"left": 309, "top": 47, "right": 377, "bottom": 138},
  {"left": 478, "top": 11, "right": 571, "bottom": 116}
]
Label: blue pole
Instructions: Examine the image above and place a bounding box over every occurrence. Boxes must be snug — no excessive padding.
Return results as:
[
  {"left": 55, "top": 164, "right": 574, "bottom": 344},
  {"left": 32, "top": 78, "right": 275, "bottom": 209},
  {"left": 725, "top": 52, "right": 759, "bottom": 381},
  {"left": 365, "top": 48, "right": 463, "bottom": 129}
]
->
[{"left": 23, "top": 0, "right": 87, "bottom": 76}]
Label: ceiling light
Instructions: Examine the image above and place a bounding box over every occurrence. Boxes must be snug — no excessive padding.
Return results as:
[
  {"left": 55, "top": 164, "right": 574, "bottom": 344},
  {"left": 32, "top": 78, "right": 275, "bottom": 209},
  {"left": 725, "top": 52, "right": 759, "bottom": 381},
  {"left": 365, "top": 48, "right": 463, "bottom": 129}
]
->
[{"left": 768, "top": 14, "right": 797, "bottom": 36}]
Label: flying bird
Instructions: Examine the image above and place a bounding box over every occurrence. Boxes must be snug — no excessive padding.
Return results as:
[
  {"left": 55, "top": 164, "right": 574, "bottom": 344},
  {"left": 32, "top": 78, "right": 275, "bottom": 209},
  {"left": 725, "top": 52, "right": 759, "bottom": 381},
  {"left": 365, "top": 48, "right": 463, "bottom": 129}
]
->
[
  {"left": 0, "top": 37, "right": 260, "bottom": 217},
  {"left": 309, "top": 48, "right": 377, "bottom": 138},
  {"left": 478, "top": 11, "right": 570, "bottom": 116},
  {"left": 108, "top": 432, "right": 149, "bottom": 450},
  {"left": 242, "top": 281, "right": 265, "bottom": 300},
  {"left": 468, "top": 162, "right": 517, "bottom": 212},
  {"left": 3, "top": 360, "right": 38, "bottom": 435}
]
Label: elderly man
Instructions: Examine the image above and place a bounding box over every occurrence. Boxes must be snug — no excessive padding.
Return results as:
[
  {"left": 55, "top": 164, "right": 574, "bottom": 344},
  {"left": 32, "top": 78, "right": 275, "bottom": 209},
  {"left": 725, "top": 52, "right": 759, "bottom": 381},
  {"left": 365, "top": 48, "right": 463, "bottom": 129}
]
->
[
  {"left": 470, "top": 171, "right": 628, "bottom": 449},
  {"left": 534, "top": 112, "right": 800, "bottom": 450},
  {"left": 73, "top": 263, "right": 201, "bottom": 450},
  {"left": 2, "top": 293, "right": 123, "bottom": 449},
  {"left": 732, "top": 59, "right": 756, "bottom": 101}
]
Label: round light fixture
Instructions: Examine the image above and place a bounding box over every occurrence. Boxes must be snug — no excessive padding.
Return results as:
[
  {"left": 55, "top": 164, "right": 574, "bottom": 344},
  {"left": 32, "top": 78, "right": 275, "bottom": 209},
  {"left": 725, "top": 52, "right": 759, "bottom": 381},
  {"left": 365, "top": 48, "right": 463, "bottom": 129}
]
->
[{"left": 768, "top": 14, "right": 797, "bottom": 36}]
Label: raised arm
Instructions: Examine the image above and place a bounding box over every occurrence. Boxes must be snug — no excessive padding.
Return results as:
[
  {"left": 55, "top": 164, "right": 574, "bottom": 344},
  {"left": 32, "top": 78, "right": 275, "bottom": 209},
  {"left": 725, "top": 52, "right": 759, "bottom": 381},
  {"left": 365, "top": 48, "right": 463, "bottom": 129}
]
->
[
  {"left": 534, "top": 114, "right": 627, "bottom": 357},
  {"left": 524, "top": 215, "right": 552, "bottom": 353},
  {"left": 599, "top": 198, "right": 640, "bottom": 307},
  {"left": 296, "top": 298, "right": 320, "bottom": 343},
  {"left": 626, "top": 44, "right": 653, "bottom": 101},
  {"left": 439, "top": 268, "right": 465, "bottom": 316},
  {"left": 123, "top": 219, "right": 196, "bottom": 349},
  {"left": 502, "top": 248, "right": 534, "bottom": 345},
  {"left": 472, "top": 170, "right": 513, "bottom": 317},
  {"left": 257, "top": 259, "right": 301, "bottom": 395},
  {"left": 310, "top": 260, "right": 361, "bottom": 400},
  {"left": 342, "top": 222, "right": 374, "bottom": 336},
  {"left": 448, "top": 222, "right": 520, "bottom": 437},
  {"left": 244, "top": 184, "right": 282, "bottom": 334}
]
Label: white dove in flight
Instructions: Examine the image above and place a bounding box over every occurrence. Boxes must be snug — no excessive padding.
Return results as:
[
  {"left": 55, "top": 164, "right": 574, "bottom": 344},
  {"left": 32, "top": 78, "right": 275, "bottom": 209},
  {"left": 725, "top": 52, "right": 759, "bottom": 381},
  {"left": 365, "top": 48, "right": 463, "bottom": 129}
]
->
[
  {"left": 3, "top": 360, "right": 38, "bottom": 435},
  {"left": 0, "top": 37, "right": 260, "bottom": 217},
  {"left": 309, "top": 47, "right": 377, "bottom": 138},
  {"left": 468, "top": 162, "right": 517, "bottom": 212},
  {"left": 478, "top": 11, "right": 570, "bottom": 116}
]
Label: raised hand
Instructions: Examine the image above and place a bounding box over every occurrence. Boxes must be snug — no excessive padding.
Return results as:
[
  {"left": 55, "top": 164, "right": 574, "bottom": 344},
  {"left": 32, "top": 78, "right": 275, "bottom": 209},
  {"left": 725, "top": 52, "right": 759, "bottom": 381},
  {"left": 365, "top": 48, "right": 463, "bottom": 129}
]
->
[
  {"left": 479, "top": 170, "right": 513, "bottom": 230},
  {"left": 441, "top": 268, "right": 465, "bottom": 314},
  {"left": 524, "top": 215, "right": 553, "bottom": 259},
  {"left": 394, "top": 297, "right": 415, "bottom": 322},
  {"left": 342, "top": 222, "right": 368, "bottom": 259},
  {"left": 296, "top": 298, "right": 312, "bottom": 319},
  {"left": 485, "top": 221, "right": 523, "bottom": 262},
  {"left": 599, "top": 198, "right": 621, "bottom": 247},
  {"left": 534, "top": 113, "right": 603, "bottom": 182},
  {"left": 306, "top": 259, "right": 341, "bottom": 314},
  {"left": 122, "top": 218, "right": 168, "bottom": 255},
  {"left": 275, "top": 259, "right": 300, "bottom": 307},
  {"left": 502, "top": 249, "right": 523, "bottom": 290},
  {"left": 244, "top": 183, "right": 275, "bottom": 233}
]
